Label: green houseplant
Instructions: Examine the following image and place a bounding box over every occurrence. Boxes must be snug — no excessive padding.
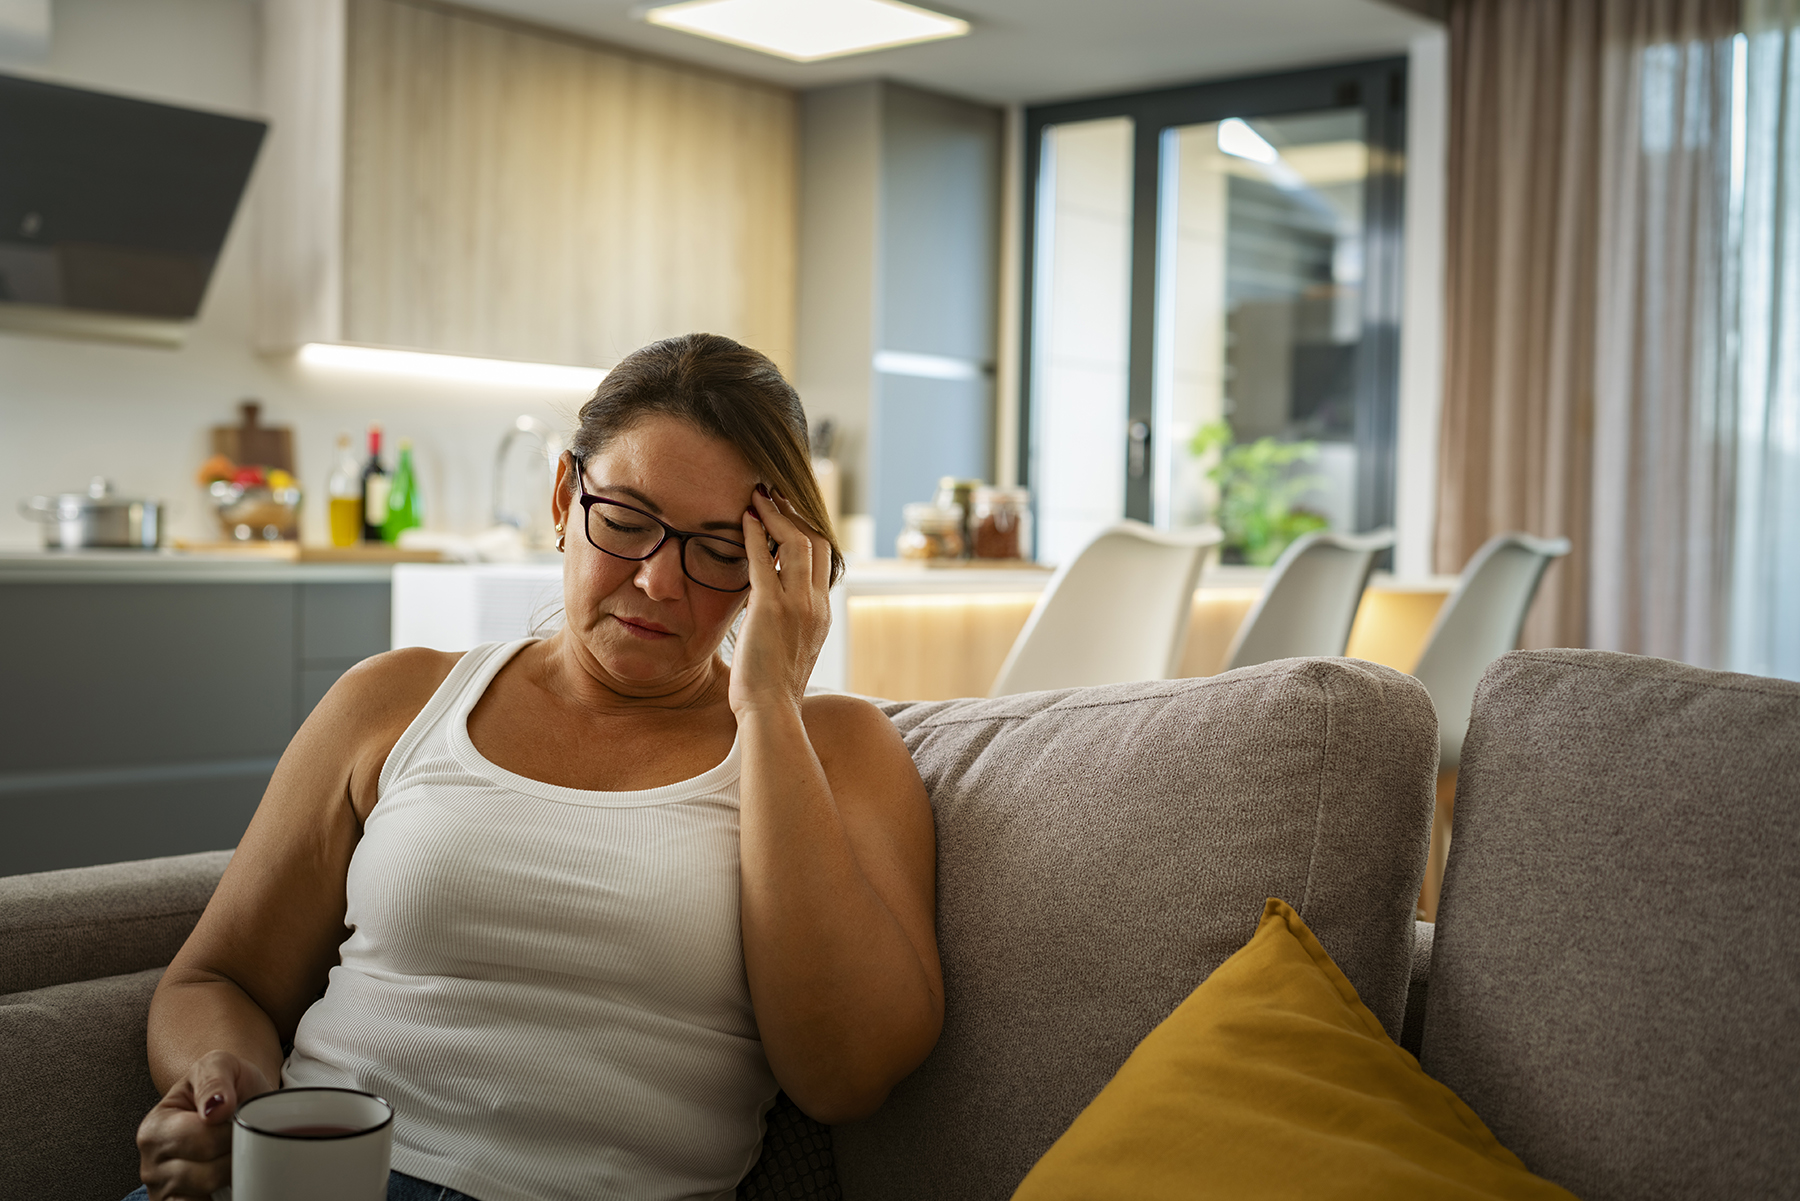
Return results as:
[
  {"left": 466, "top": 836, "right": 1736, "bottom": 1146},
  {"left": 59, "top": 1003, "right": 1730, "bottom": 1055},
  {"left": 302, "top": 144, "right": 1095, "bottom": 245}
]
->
[{"left": 1189, "top": 419, "right": 1329, "bottom": 566}]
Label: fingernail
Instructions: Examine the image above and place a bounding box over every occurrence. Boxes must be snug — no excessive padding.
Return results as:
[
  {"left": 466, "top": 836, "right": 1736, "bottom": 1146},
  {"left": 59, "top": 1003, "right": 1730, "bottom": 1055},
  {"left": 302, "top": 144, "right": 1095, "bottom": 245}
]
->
[
  {"left": 203, "top": 1094, "right": 225, "bottom": 1118},
  {"left": 755, "top": 484, "right": 771, "bottom": 498}
]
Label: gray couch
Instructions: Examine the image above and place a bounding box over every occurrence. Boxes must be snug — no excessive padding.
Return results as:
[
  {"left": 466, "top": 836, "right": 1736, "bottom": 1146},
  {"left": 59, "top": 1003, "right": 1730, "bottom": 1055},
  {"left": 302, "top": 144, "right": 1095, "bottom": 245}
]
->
[{"left": 4, "top": 651, "right": 1795, "bottom": 1201}]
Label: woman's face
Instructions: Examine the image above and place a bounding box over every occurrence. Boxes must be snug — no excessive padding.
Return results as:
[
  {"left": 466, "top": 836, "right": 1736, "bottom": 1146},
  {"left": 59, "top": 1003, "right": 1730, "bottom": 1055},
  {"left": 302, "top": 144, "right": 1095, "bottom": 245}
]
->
[{"left": 551, "top": 415, "right": 759, "bottom": 691}]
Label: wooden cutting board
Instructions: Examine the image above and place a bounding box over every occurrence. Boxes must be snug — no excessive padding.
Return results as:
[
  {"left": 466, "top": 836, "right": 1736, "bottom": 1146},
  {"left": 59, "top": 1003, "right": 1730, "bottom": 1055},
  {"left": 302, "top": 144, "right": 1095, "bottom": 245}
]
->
[{"left": 210, "top": 400, "right": 294, "bottom": 472}]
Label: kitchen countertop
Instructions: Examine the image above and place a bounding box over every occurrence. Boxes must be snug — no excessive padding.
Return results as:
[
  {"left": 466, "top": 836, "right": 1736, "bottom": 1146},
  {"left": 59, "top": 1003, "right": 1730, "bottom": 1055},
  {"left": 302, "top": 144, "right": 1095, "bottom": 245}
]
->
[{"left": 0, "top": 548, "right": 400, "bottom": 583}]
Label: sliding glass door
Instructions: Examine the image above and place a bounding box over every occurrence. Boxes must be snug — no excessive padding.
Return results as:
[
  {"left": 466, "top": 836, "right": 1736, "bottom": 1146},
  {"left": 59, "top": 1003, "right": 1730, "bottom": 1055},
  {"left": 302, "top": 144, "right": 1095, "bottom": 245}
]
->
[{"left": 1022, "top": 59, "right": 1406, "bottom": 564}]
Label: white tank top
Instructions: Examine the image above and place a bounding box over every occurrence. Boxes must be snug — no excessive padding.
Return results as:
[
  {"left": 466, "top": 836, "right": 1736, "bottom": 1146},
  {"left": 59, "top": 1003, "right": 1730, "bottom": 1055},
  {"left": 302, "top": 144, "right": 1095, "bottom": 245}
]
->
[{"left": 283, "top": 638, "right": 777, "bottom": 1201}]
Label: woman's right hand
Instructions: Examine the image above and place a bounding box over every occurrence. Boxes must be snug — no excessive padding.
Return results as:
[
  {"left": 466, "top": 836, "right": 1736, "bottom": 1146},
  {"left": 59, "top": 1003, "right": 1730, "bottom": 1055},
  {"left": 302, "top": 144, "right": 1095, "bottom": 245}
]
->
[{"left": 136, "top": 1049, "right": 273, "bottom": 1200}]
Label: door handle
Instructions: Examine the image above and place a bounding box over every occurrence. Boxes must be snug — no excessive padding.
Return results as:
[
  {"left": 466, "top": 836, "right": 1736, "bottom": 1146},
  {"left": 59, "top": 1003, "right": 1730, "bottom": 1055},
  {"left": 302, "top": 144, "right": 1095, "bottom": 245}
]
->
[{"left": 1128, "top": 421, "right": 1151, "bottom": 480}]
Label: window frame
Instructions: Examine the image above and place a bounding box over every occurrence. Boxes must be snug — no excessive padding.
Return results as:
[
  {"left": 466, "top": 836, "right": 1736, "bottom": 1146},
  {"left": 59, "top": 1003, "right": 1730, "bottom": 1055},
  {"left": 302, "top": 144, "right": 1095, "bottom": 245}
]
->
[{"left": 1019, "top": 56, "right": 1410, "bottom": 533}]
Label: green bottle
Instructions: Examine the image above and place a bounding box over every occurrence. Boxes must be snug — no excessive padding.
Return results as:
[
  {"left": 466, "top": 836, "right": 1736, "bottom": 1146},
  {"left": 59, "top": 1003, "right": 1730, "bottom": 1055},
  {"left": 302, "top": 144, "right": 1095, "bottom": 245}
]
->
[{"left": 382, "top": 439, "right": 423, "bottom": 543}]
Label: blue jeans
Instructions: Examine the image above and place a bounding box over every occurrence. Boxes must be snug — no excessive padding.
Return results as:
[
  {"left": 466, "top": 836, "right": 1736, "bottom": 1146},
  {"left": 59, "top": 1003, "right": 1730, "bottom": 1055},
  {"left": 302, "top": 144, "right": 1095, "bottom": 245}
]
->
[{"left": 124, "top": 1169, "right": 483, "bottom": 1201}]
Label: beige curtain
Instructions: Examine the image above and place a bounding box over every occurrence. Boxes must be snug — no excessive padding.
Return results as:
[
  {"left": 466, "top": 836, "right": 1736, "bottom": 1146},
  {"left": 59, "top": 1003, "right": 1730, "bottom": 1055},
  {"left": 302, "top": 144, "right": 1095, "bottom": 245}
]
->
[
  {"left": 1589, "top": 6, "right": 1737, "bottom": 665},
  {"left": 1440, "top": 0, "right": 1739, "bottom": 653}
]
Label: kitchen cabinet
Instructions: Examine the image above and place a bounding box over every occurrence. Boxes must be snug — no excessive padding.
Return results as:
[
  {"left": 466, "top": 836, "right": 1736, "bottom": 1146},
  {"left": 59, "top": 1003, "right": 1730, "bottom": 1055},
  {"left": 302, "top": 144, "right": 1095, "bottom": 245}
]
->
[
  {"left": 0, "top": 557, "right": 391, "bottom": 876},
  {"left": 258, "top": 0, "right": 797, "bottom": 367}
]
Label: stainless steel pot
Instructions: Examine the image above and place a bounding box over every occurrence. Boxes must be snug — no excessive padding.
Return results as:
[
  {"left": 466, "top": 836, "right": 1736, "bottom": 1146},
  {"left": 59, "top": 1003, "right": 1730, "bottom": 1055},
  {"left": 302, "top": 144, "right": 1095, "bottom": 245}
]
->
[{"left": 19, "top": 478, "right": 165, "bottom": 549}]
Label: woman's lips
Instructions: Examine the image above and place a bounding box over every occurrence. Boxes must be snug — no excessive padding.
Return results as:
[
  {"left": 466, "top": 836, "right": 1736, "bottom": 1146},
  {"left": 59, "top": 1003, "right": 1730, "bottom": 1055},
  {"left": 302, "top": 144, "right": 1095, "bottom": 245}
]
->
[{"left": 613, "top": 615, "right": 674, "bottom": 639}]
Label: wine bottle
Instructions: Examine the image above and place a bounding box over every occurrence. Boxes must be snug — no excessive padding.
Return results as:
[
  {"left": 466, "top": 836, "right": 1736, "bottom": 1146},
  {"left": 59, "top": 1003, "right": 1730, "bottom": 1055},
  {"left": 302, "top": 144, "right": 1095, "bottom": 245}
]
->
[
  {"left": 361, "top": 424, "right": 389, "bottom": 543},
  {"left": 382, "top": 439, "right": 423, "bottom": 543}
]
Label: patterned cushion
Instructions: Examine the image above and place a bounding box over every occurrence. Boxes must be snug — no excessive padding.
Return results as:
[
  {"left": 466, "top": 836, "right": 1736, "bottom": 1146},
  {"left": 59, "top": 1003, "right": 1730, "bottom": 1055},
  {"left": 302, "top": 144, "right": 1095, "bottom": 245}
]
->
[{"left": 738, "top": 1092, "right": 840, "bottom": 1200}]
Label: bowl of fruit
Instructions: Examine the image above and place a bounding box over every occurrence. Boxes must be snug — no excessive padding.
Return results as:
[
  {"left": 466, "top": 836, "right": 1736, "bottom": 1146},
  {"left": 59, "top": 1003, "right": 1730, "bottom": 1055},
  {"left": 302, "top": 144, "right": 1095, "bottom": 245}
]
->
[{"left": 198, "top": 455, "right": 301, "bottom": 541}]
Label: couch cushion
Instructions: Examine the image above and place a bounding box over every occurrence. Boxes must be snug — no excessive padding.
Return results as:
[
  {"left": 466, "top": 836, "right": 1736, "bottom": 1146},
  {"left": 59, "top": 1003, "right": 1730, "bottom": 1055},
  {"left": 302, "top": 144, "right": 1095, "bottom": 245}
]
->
[
  {"left": 0, "top": 967, "right": 165, "bottom": 1201},
  {"left": 1420, "top": 650, "right": 1800, "bottom": 1201},
  {"left": 1012, "top": 898, "right": 1575, "bottom": 1201},
  {"left": 0, "top": 849, "right": 231, "bottom": 994},
  {"left": 833, "top": 658, "right": 1438, "bottom": 1201}
]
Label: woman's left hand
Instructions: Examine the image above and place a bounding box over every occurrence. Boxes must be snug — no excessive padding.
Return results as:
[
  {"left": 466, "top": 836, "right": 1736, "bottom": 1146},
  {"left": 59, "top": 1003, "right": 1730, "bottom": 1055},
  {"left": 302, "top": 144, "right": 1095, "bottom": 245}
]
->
[{"left": 729, "top": 487, "right": 832, "bottom": 718}]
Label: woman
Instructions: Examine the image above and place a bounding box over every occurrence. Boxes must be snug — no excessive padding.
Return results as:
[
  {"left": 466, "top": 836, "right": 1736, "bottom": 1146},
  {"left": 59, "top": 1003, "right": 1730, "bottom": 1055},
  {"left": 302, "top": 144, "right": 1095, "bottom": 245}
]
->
[{"left": 133, "top": 334, "right": 944, "bottom": 1201}]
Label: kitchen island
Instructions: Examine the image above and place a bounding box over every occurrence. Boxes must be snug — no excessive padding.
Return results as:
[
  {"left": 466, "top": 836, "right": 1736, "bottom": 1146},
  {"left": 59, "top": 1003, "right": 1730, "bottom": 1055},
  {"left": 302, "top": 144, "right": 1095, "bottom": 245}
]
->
[
  {"left": 0, "top": 550, "right": 395, "bottom": 875},
  {"left": 391, "top": 558, "right": 1456, "bottom": 699}
]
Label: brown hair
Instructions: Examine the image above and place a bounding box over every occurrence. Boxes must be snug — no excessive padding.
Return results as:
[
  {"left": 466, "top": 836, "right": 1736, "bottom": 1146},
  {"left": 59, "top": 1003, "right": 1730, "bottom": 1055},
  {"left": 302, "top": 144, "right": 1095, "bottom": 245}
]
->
[{"left": 568, "top": 333, "right": 844, "bottom": 587}]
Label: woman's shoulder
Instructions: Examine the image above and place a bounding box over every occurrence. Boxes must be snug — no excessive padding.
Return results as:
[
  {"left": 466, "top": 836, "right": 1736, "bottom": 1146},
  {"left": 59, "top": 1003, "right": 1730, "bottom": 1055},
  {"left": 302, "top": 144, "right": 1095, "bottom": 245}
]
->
[
  {"left": 306, "top": 646, "right": 468, "bottom": 741},
  {"left": 799, "top": 690, "right": 891, "bottom": 732},
  {"left": 341, "top": 645, "right": 466, "bottom": 702},
  {"left": 799, "top": 692, "right": 912, "bottom": 768}
]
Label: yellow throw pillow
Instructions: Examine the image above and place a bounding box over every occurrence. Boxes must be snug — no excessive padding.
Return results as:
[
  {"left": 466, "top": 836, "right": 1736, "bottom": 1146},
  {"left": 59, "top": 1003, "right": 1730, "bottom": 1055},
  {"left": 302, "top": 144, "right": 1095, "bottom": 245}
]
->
[{"left": 1012, "top": 898, "right": 1576, "bottom": 1201}]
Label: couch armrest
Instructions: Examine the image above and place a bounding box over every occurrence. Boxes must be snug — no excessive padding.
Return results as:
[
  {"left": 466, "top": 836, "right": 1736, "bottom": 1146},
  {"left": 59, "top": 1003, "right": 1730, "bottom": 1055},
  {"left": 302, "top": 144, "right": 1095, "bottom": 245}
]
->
[
  {"left": 1400, "top": 919, "right": 1433, "bottom": 1057},
  {"left": 0, "top": 850, "right": 232, "bottom": 994}
]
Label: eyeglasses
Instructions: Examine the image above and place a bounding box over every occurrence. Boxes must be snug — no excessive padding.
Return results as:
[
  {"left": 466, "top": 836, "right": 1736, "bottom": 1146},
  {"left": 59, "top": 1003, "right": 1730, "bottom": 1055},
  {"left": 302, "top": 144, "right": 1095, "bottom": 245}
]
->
[{"left": 572, "top": 455, "right": 752, "bottom": 593}]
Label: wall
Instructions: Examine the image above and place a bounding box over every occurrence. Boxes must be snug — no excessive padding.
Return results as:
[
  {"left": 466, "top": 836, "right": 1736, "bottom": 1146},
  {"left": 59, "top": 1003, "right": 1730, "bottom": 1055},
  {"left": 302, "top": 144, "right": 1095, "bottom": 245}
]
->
[
  {"left": 0, "top": 0, "right": 649, "bottom": 551},
  {"left": 795, "top": 81, "right": 880, "bottom": 516},
  {"left": 794, "top": 79, "right": 1001, "bottom": 550},
  {"left": 870, "top": 82, "right": 1000, "bottom": 552}
]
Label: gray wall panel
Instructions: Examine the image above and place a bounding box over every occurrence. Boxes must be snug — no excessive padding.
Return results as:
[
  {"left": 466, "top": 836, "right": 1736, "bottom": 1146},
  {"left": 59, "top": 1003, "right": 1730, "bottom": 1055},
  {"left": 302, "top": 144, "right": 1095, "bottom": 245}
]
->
[
  {"left": 880, "top": 83, "right": 1001, "bottom": 361},
  {"left": 872, "top": 374, "right": 994, "bottom": 552},
  {"left": 796, "top": 80, "right": 1001, "bottom": 534}
]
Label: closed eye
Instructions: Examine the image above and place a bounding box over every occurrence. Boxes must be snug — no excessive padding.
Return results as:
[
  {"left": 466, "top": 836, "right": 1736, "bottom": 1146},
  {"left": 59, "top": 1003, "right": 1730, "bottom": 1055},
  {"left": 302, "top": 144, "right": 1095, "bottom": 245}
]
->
[
  {"left": 602, "top": 515, "right": 656, "bottom": 536},
  {"left": 696, "top": 541, "right": 748, "bottom": 566}
]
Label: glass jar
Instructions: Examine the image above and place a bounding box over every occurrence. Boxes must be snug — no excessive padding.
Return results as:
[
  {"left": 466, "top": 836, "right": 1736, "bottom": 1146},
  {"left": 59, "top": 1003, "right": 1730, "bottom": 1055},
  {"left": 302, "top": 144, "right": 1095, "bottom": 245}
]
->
[
  {"left": 971, "top": 486, "right": 1032, "bottom": 560},
  {"left": 932, "top": 477, "right": 982, "bottom": 558},
  {"left": 896, "top": 502, "right": 966, "bottom": 560}
]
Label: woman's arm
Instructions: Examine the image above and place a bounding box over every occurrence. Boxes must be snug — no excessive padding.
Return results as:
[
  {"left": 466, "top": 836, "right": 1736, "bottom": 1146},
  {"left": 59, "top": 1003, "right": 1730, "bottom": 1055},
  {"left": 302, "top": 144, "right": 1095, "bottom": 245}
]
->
[
  {"left": 733, "top": 489, "right": 944, "bottom": 1124},
  {"left": 136, "top": 648, "right": 457, "bottom": 1200},
  {"left": 737, "top": 698, "right": 942, "bottom": 1123}
]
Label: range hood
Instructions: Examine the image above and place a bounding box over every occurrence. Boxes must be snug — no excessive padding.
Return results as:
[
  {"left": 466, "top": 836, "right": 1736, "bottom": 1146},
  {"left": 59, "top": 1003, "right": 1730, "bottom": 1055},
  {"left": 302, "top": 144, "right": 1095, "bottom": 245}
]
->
[{"left": 0, "top": 73, "right": 266, "bottom": 347}]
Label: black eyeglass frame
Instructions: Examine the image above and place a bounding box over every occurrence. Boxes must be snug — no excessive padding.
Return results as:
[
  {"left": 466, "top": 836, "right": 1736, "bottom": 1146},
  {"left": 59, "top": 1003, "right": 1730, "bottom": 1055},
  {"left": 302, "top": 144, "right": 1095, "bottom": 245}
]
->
[{"left": 570, "top": 455, "right": 752, "bottom": 593}]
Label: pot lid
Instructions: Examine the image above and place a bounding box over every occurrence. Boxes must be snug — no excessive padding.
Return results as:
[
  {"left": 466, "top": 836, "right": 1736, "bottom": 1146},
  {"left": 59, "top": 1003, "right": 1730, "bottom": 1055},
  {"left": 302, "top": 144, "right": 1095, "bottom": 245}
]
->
[{"left": 22, "top": 477, "right": 159, "bottom": 516}]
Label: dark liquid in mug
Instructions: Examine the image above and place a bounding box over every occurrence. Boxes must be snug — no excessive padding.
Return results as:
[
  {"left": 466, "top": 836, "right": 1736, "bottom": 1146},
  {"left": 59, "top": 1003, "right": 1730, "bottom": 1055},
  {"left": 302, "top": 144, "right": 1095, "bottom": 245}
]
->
[{"left": 277, "top": 1124, "right": 362, "bottom": 1137}]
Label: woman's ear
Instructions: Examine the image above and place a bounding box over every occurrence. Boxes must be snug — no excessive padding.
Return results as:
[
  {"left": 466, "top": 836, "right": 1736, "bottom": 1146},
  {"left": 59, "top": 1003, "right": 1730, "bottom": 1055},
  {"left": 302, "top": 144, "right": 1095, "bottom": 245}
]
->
[{"left": 550, "top": 452, "right": 577, "bottom": 528}]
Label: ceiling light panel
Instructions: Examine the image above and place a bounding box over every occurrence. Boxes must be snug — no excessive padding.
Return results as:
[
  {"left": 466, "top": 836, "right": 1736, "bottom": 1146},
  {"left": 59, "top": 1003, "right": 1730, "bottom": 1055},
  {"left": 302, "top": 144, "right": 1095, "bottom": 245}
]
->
[{"left": 643, "top": 0, "right": 970, "bottom": 63}]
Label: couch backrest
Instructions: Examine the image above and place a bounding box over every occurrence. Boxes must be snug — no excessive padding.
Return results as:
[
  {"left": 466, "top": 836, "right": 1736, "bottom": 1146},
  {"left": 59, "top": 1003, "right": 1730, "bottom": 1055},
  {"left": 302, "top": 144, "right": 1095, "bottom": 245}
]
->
[
  {"left": 1419, "top": 650, "right": 1800, "bottom": 1201},
  {"left": 0, "top": 849, "right": 232, "bottom": 994},
  {"left": 1, "top": 850, "right": 231, "bottom": 1201},
  {"left": 832, "top": 658, "right": 1439, "bottom": 1201}
]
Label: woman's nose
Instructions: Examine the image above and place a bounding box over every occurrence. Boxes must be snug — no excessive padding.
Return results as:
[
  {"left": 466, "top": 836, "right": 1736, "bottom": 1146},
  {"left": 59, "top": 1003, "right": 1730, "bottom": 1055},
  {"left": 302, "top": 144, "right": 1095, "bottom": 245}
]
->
[{"left": 634, "top": 539, "right": 687, "bottom": 599}]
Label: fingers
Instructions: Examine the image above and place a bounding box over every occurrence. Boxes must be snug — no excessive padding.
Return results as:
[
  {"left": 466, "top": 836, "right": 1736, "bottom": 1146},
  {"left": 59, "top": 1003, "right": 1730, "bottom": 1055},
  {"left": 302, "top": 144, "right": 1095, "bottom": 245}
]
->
[
  {"left": 137, "top": 1050, "right": 272, "bottom": 1200},
  {"left": 192, "top": 1048, "right": 262, "bottom": 1124},
  {"left": 138, "top": 1099, "right": 232, "bottom": 1200},
  {"left": 768, "top": 490, "right": 832, "bottom": 594},
  {"left": 750, "top": 487, "right": 826, "bottom": 593},
  {"left": 742, "top": 495, "right": 780, "bottom": 594},
  {"left": 147, "top": 1156, "right": 231, "bottom": 1200}
]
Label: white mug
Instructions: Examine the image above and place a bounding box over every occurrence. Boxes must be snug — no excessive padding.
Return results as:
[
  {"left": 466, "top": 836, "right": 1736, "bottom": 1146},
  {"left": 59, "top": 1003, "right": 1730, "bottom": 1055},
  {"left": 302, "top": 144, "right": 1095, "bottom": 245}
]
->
[{"left": 228, "top": 1087, "right": 394, "bottom": 1201}]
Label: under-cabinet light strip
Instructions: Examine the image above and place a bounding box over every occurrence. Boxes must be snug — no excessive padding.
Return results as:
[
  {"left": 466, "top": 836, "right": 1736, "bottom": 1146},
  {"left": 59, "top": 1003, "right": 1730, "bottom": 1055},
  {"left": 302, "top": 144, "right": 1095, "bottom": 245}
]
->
[{"left": 297, "top": 343, "right": 608, "bottom": 391}]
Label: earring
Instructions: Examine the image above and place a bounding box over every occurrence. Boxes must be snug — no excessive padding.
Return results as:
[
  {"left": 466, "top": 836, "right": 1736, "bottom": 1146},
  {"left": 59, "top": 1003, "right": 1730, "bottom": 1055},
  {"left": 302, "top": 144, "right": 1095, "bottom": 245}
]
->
[{"left": 554, "top": 522, "right": 566, "bottom": 553}]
